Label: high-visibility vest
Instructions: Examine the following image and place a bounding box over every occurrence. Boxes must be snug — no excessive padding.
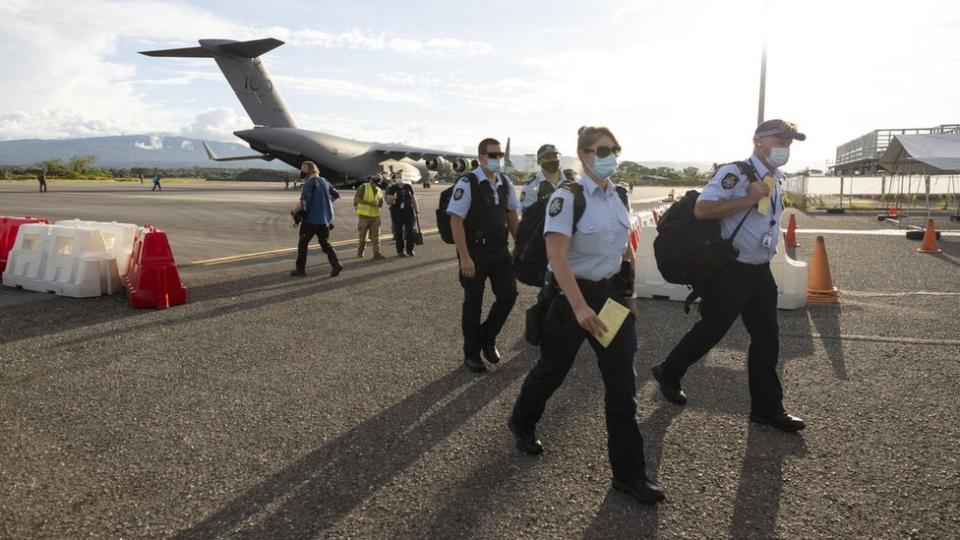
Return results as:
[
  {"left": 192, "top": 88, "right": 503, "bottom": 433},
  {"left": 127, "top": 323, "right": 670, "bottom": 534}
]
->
[{"left": 356, "top": 183, "right": 381, "bottom": 217}]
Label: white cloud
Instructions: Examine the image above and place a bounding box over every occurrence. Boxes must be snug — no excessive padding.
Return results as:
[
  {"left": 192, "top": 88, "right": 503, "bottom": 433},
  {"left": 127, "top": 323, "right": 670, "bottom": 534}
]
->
[
  {"left": 134, "top": 135, "right": 164, "bottom": 150},
  {"left": 181, "top": 140, "right": 194, "bottom": 150},
  {"left": 179, "top": 108, "right": 251, "bottom": 141},
  {"left": 280, "top": 29, "right": 493, "bottom": 57}
]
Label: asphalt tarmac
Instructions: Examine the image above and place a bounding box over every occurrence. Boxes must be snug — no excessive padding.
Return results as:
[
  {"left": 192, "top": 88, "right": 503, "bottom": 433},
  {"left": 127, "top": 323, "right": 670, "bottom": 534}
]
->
[{"left": 1, "top": 181, "right": 958, "bottom": 539}]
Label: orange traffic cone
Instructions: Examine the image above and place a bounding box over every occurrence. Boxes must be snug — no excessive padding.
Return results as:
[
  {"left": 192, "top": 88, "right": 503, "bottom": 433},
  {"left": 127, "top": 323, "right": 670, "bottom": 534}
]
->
[
  {"left": 807, "top": 235, "right": 840, "bottom": 303},
  {"left": 917, "top": 218, "right": 942, "bottom": 253},
  {"left": 784, "top": 213, "right": 800, "bottom": 248}
]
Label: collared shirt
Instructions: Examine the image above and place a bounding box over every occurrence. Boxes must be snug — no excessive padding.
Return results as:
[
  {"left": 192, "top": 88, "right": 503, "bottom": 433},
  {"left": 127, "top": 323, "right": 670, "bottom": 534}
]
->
[
  {"left": 520, "top": 170, "right": 563, "bottom": 209},
  {"left": 699, "top": 155, "right": 784, "bottom": 264},
  {"left": 544, "top": 175, "right": 631, "bottom": 282},
  {"left": 300, "top": 175, "right": 340, "bottom": 225},
  {"left": 445, "top": 167, "right": 521, "bottom": 219}
]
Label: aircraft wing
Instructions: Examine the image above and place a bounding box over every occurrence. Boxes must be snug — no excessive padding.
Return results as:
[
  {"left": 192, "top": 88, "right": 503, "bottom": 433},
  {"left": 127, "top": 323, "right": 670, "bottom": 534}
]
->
[
  {"left": 371, "top": 143, "right": 473, "bottom": 162},
  {"left": 202, "top": 142, "right": 274, "bottom": 162}
]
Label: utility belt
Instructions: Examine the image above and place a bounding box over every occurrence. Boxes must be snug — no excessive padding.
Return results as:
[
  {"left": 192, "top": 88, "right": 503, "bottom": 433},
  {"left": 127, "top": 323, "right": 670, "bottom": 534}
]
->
[
  {"left": 525, "top": 266, "right": 634, "bottom": 346},
  {"left": 465, "top": 230, "right": 508, "bottom": 249}
]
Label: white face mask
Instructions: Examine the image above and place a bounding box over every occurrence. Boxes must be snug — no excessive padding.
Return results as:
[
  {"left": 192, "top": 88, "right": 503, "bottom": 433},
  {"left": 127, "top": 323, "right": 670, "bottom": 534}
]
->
[
  {"left": 767, "top": 146, "right": 790, "bottom": 168},
  {"left": 485, "top": 158, "right": 503, "bottom": 174}
]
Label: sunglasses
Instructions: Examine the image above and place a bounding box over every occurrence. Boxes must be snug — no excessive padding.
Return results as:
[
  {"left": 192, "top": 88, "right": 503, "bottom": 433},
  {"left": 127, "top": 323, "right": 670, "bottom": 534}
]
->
[
  {"left": 585, "top": 145, "right": 621, "bottom": 158},
  {"left": 485, "top": 152, "right": 505, "bottom": 159}
]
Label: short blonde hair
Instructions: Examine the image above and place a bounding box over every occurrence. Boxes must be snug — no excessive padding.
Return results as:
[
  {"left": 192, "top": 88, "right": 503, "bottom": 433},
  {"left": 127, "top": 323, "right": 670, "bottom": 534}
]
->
[{"left": 301, "top": 161, "right": 320, "bottom": 175}]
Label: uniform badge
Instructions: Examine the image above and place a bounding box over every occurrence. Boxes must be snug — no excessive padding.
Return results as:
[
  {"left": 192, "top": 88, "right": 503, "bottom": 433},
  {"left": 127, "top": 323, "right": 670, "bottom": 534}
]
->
[
  {"left": 453, "top": 187, "right": 464, "bottom": 201},
  {"left": 548, "top": 197, "right": 564, "bottom": 217},
  {"left": 721, "top": 173, "right": 739, "bottom": 189}
]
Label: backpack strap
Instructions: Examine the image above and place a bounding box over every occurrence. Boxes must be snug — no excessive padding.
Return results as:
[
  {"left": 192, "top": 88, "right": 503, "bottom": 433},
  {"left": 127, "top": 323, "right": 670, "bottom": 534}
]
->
[
  {"left": 726, "top": 161, "right": 760, "bottom": 242},
  {"left": 614, "top": 184, "right": 630, "bottom": 211},
  {"left": 558, "top": 180, "right": 588, "bottom": 227}
]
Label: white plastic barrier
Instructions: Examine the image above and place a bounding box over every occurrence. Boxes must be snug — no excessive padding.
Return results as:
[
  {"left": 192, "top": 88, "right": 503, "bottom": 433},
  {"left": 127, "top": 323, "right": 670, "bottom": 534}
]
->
[
  {"left": 55, "top": 219, "right": 139, "bottom": 276},
  {"left": 772, "top": 208, "right": 808, "bottom": 309},
  {"left": 633, "top": 225, "right": 691, "bottom": 301},
  {"left": 632, "top": 215, "right": 809, "bottom": 310},
  {"left": 2, "top": 223, "right": 122, "bottom": 297}
]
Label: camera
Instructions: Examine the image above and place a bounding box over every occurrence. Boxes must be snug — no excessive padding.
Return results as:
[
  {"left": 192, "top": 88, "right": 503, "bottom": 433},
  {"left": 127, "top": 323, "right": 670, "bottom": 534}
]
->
[{"left": 292, "top": 209, "right": 307, "bottom": 227}]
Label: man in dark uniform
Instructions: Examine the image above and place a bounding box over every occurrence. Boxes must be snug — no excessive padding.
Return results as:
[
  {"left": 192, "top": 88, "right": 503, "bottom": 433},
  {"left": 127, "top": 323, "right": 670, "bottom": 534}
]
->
[
  {"left": 37, "top": 170, "right": 47, "bottom": 193},
  {"left": 446, "top": 137, "right": 521, "bottom": 372},
  {"left": 386, "top": 173, "right": 419, "bottom": 257},
  {"left": 652, "top": 119, "right": 807, "bottom": 433}
]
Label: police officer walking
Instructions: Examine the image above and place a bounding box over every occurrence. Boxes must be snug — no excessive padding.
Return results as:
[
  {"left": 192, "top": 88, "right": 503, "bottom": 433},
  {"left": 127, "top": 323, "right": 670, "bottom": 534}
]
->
[
  {"left": 387, "top": 173, "right": 419, "bottom": 257},
  {"left": 446, "top": 137, "right": 520, "bottom": 373},
  {"left": 651, "top": 119, "right": 807, "bottom": 433},
  {"left": 37, "top": 170, "right": 48, "bottom": 193},
  {"left": 290, "top": 161, "right": 344, "bottom": 277},
  {"left": 520, "top": 144, "right": 564, "bottom": 210},
  {"left": 509, "top": 126, "right": 664, "bottom": 505},
  {"left": 354, "top": 174, "right": 386, "bottom": 260}
]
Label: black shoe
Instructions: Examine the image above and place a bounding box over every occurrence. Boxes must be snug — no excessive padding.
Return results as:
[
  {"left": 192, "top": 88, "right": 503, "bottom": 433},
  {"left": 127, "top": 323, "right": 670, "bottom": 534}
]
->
[
  {"left": 290, "top": 269, "right": 306, "bottom": 277},
  {"left": 481, "top": 342, "right": 501, "bottom": 364},
  {"left": 612, "top": 477, "right": 665, "bottom": 505},
  {"left": 406, "top": 251, "right": 415, "bottom": 257},
  {"left": 651, "top": 364, "right": 687, "bottom": 405},
  {"left": 508, "top": 414, "right": 543, "bottom": 455},
  {"left": 750, "top": 411, "right": 806, "bottom": 432},
  {"left": 464, "top": 354, "right": 486, "bottom": 373},
  {"left": 330, "top": 263, "right": 343, "bottom": 277},
  {"left": 398, "top": 252, "right": 407, "bottom": 257}
]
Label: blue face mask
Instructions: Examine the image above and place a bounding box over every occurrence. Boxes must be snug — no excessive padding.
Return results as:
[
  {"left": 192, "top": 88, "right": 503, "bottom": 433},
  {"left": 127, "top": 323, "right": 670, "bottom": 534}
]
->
[
  {"left": 591, "top": 155, "right": 619, "bottom": 179},
  {"left": 484, "top": 158, "right": 503, "bottom": 174}
]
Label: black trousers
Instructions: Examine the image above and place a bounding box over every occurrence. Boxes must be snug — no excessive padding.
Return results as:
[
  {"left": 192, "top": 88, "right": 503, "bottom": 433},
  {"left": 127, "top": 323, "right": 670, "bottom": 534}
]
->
[
  {"left": 38, "top": 181, "right": 47, "bottom": 193},
  {"left": 659, "top": 261, "right": 783, "bottom": 414},
  {"left": 296, "top": 222, "right": 340, "bottom": 272},
  {"left": 392, "top": 209, "right": 415, "bottom": 254},
  {"left": 458, "top": 246, "right": 517, "bottom": 357},
  {"left": 152, "top": 182, "right": 161, "bottom": 191},
  {"left": 512, "top": 284, "right": 646, "bottom": 481}
]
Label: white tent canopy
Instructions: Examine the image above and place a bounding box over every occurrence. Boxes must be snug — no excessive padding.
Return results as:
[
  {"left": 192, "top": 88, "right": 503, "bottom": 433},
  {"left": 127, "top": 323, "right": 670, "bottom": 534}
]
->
[{"left": 879, "top": 133, "right": 960, "bottom": 175}]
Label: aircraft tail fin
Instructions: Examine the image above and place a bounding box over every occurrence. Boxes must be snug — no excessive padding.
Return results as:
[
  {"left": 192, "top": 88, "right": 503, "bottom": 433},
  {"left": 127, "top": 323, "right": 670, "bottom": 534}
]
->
[{"left": 140, "top": 38, "right": 297, "bottom": 129}]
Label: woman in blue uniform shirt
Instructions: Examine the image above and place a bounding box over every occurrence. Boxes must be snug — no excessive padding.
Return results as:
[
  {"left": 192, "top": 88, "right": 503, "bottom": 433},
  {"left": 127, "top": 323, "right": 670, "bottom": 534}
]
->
[{"left": 509, "top": 126, "right": 664, "bottom": 505}]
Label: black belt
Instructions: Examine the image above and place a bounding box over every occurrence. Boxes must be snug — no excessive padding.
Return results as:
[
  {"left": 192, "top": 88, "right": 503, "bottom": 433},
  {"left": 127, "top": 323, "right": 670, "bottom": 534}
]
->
[{"left": 467, "top": 236, "right": 507, "bottom": 248}]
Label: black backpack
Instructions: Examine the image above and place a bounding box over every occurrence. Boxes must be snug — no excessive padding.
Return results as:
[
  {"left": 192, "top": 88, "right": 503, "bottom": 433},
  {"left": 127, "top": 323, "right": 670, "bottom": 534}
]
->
[
  {"left": 653, "top": 161, "right": 758, "bottom": 312},
  {"left": 437, "top": 174, "right": 477, "bottom": 244},
  {"left": 513, "top": 181, "right": 629, "bottom": 287},
  {"left": 437, "top": 173, "right": 510, "bottom": 244}
]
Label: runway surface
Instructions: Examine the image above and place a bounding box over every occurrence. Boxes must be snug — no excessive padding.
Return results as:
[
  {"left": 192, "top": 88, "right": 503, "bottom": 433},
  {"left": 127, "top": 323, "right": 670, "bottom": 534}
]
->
[{"left": 1, "top": 180, "right": 958, "bottom": 539}]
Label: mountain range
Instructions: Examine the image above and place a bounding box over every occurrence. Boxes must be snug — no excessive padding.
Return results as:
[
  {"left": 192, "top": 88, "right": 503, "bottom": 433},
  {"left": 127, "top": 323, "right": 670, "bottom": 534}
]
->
[
  {"left": 0, "top": 135, "right": 287, "bottom": 169},
  {"left": 0, "top": 134, "right": 717, "bottom": 172}
]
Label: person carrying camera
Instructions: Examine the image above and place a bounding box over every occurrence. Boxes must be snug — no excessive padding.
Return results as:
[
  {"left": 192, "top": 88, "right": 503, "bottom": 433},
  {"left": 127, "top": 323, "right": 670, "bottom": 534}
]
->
[{"left": 290, "top": 161, "right": 343, "bottom": 277}]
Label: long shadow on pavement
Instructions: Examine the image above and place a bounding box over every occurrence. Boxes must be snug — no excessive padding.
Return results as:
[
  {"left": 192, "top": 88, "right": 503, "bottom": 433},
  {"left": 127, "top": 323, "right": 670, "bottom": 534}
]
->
[
  {"left": 174, "top": 350, "right": 532, "bottom": 539},
  {"left": 729, "top": 425, "right": 808, "bottom": 538},
  {"left": 807, "top": 303, "right": 847, "bottom": 380}
]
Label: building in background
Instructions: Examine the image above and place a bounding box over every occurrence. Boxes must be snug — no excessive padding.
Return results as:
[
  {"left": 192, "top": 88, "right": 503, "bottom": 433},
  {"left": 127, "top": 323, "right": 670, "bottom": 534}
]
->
[{"left": 834, "top": 124, "right": 960, "bottom": 175}]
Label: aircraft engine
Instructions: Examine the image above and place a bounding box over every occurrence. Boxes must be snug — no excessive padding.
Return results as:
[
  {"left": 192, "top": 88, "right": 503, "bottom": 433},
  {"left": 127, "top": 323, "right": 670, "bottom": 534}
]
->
[
  {"left": 425, "top": 156, "right": 448, "bottom": 171},
  {"left": 452, "top": 157, "right": 479, "bottom": 174}
]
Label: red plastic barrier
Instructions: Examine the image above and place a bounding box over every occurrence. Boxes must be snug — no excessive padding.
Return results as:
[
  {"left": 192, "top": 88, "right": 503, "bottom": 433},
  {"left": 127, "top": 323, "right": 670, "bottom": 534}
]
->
[
  {"left": 0, "top": 216, "right": 49, "bottom": 272},
  {"left": 629, "top": 220, "right": 641, "bottom": 252},
  {"left": 123, "top": 225, "right": 187, "bottom": 309}
]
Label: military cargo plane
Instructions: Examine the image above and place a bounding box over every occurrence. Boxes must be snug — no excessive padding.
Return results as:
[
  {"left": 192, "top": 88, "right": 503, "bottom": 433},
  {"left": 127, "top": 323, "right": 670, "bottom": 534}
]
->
[{"left": 141, "top": 38, "right": 478, "bottom": 187}]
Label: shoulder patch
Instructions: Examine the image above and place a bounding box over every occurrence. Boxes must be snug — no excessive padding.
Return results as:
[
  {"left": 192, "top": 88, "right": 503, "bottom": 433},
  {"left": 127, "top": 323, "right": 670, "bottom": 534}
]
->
[
  {"left": 453, "top": 187, "right": 465, "bottom": 201},
  {"left": 721, "top": 173, "right": 740, "bottom": 189},
  {"left": 548, "top": 197, "right": 564, "bottom": 217}
]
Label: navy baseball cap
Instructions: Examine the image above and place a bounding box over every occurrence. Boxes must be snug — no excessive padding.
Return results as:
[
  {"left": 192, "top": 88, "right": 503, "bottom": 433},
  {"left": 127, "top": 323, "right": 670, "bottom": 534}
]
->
[
  {"left": 755, "top": 119, "right": 806, "bottom": 141},
  {"left": 537, "top": 144, "right": 560, "bottom": 160}
]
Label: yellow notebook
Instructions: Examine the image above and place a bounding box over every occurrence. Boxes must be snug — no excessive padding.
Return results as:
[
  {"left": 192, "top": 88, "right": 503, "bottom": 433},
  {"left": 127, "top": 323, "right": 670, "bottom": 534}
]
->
[
  {"left": 596, "top": 298, "right": 630, "bottom": 348},
  {"left": 756, "top": 176, "right": 777, "bottom": 216}
]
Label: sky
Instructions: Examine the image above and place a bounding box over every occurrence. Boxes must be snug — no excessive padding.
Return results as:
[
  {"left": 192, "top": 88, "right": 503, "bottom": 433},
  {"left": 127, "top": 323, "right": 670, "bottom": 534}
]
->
[{"left": 2, "top": 0, "right": 960, "bottom": 171}]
